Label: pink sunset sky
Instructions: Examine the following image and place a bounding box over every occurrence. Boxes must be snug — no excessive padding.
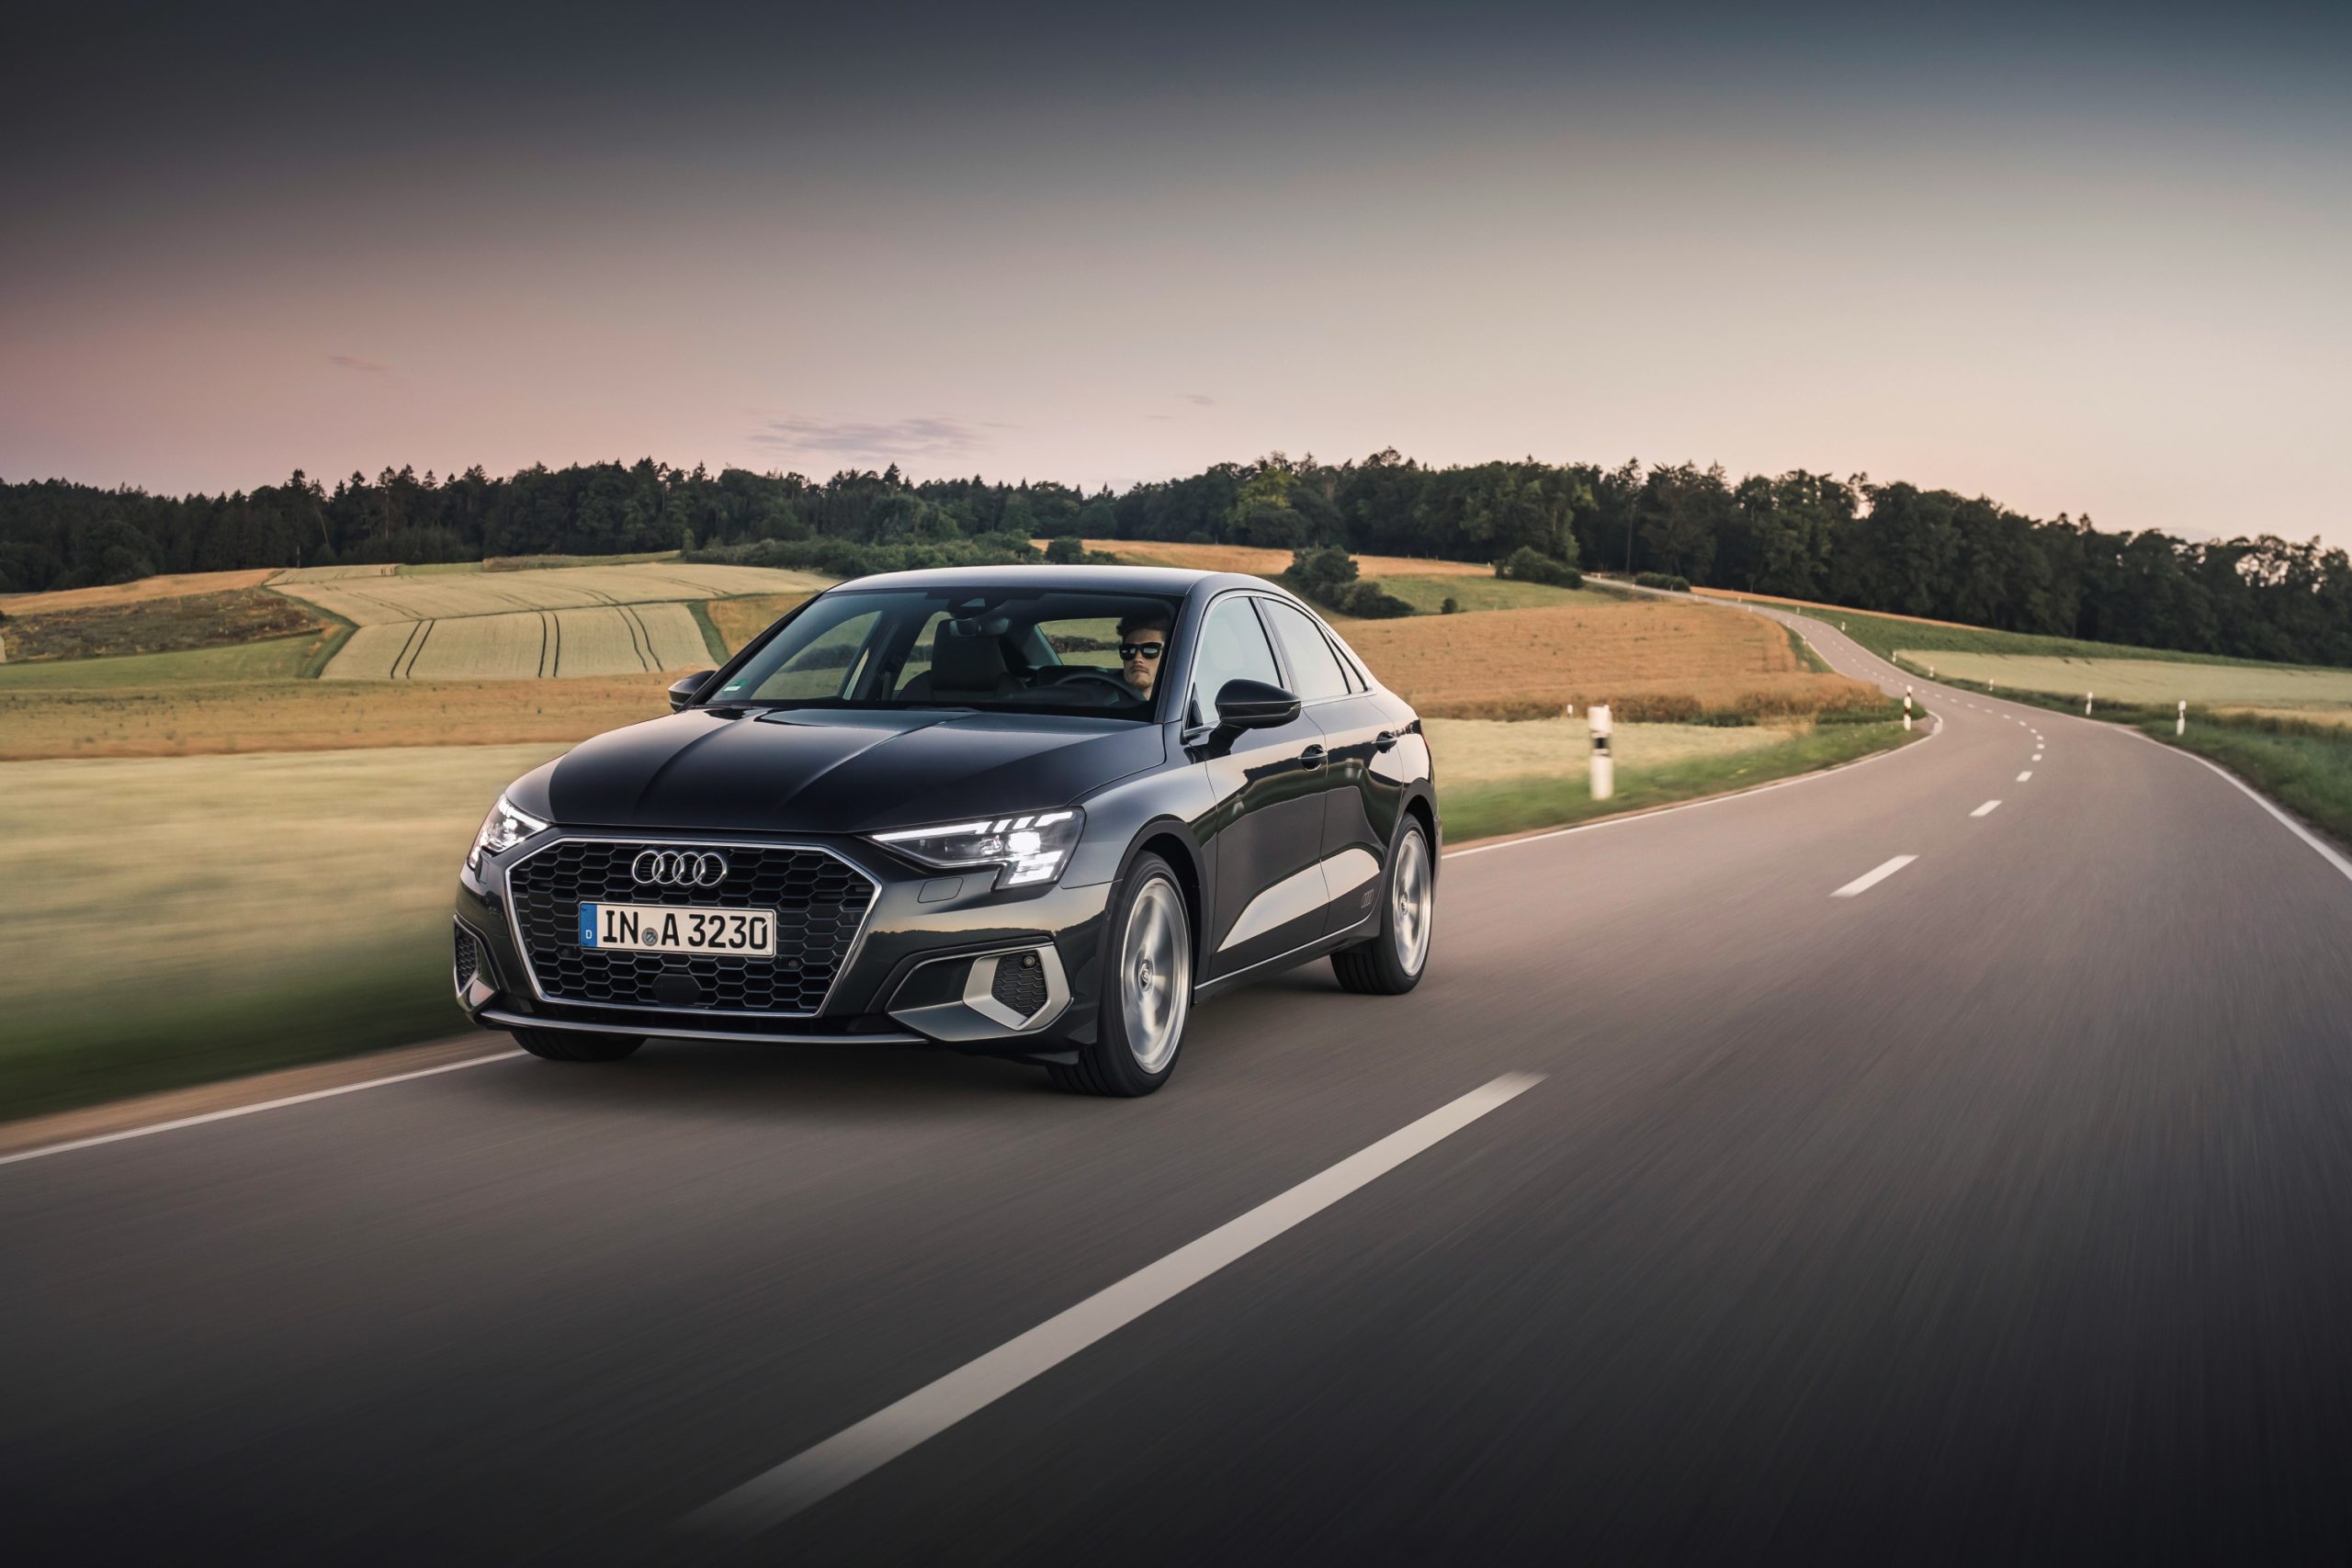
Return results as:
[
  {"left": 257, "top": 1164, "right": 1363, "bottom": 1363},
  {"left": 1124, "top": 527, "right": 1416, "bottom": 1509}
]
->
[{"left": 5, "top": 2, "right": 2346, "bottom": 544}]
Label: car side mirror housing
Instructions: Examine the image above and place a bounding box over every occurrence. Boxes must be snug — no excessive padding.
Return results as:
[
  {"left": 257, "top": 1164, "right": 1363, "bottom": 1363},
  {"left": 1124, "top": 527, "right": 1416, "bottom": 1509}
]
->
[
  {"left": 669, "top": 670, "right": 718, "bottom": 712},
  {"left": 1214, "top": 678, "right": 1301, "bottom": 737}
]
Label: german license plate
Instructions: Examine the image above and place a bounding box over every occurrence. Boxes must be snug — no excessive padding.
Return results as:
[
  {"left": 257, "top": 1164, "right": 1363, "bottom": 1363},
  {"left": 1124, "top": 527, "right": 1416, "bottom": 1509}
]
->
[{"left": 579, "top": 903, "right": 775, "bottom": 957}]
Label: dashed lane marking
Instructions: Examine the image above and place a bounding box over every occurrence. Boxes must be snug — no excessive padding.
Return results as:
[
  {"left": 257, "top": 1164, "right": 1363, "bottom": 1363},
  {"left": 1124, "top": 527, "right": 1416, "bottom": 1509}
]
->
[{"left": 1832, "top": 855, "right": 1918, "bottom": 897}]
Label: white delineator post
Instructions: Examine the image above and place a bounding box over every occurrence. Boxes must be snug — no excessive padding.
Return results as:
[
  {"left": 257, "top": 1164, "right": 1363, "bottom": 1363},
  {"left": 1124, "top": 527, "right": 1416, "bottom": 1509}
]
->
[
  {"left": 2086, "top": 691, "right": 2094, "bottom": 716},
  {"left": 1589, "top": 703, "right": 1614, "bottom": 802},
  {"left": 1904, "top": 684, "right": 1913, "bottom": 731},
  {"left": 2177, "top": 699, "right": 2186, "bottom": 736}
]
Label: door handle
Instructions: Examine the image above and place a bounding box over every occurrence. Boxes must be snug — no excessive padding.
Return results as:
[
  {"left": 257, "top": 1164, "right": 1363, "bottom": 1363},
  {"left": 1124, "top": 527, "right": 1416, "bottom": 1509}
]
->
[
  {"left": 1297, "top": 744, "right": 1327, "bottom": 770},
  {"left": 1374, "top": 730, "right": 1398, "bottom": 751}
]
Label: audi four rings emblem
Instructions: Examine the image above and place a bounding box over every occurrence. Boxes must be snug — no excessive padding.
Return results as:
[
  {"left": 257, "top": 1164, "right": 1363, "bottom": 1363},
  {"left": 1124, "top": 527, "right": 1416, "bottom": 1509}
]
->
[{"left": 632, "top": 850, "right": 729, "bottom": 887}]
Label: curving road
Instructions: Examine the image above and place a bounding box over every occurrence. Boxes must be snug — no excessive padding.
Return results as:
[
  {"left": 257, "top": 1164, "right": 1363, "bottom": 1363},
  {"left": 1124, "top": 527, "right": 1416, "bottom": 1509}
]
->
[{"left": 7, "top": 615, "right": 2352, "bottom": 1564}]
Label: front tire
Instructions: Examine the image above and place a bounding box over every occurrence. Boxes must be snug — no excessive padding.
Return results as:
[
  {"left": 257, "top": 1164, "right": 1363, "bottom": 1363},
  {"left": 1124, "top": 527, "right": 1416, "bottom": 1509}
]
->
[
  {"left": 1332, "top": 816, "right": 1434, "bottom": 996},
  {"left": 511, "top": 1026, "right": 644, "bottom": 1062},
  {"left": 1048, "top": 852, "right": 1192, "bottom": 1097}
]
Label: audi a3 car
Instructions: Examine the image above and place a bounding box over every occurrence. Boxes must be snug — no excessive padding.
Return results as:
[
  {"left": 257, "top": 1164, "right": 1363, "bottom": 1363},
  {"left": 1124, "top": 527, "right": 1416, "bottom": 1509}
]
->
[{"left": 452, "top": 565, "right": 1438, "bottom": 1095}]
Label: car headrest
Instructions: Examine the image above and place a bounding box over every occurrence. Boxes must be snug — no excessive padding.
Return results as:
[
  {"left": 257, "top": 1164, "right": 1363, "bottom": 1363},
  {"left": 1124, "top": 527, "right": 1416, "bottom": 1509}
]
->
[{"left": 931, "top": 621, "right": 1012, "bottom": 692}]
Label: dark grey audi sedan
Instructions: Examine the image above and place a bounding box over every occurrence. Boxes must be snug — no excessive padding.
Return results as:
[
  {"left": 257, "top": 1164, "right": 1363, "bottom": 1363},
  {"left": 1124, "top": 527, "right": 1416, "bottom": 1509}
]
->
[{"left": 453, "top": 565, "right": 1438, "bottom": 1094}]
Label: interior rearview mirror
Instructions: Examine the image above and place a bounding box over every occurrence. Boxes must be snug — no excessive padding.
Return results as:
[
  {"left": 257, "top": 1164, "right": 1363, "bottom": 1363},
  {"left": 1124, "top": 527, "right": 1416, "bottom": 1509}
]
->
[{"left": 669, "top": 670, "right": 718, "bottom": 712}]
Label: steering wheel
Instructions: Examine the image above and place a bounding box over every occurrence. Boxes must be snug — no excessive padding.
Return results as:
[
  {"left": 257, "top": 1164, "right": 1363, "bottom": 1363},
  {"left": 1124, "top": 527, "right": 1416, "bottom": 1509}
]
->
[{"left": 1032, "top": 667, "right": 1136, "bottom": 701}]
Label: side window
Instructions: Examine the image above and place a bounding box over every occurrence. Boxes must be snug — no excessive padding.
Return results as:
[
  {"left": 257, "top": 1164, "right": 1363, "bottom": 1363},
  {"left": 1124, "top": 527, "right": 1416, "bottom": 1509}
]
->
[
  {"left": 1261, "top": 599, "right": 1350, "bottom": 703},
  {"left": 1189, "top": 595, "right": 1283, "bottom": 724}
]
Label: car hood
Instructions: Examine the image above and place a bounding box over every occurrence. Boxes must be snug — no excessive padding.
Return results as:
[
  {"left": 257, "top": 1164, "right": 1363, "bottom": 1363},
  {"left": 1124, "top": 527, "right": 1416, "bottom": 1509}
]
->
[{"left": 535, "top": 707, "right": 1166, "bottom": 834}]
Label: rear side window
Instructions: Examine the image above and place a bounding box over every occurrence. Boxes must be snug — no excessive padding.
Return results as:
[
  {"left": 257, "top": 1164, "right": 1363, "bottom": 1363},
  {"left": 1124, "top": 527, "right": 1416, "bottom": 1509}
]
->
[
  {"left": 1261, "top": 599, "right": 1350, "bottom": 703},
  {"left": 1191, "top": 595, "right": 1283, "bottom": 723}
]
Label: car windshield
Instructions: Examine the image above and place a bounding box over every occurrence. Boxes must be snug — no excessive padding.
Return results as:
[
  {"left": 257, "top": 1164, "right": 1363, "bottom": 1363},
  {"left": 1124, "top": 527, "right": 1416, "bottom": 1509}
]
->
[{"left": 705, "top": 587, "right": 1182, "bottom": 720}]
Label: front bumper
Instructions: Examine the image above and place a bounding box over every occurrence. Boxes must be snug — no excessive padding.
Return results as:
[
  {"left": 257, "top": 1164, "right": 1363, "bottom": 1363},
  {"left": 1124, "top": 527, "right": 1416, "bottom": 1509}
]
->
[{"left": 453, "top": 829, "right": 1113, "bottom": 1052}]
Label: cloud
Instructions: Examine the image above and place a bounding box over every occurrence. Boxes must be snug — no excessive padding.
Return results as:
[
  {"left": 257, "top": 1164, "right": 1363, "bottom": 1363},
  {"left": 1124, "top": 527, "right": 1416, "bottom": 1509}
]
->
[
  {"left": 328, "top": 354, "right": 391, "bottom": 374},
  {"left": 748, "top": 413, "right": 990, "bottom": 462},
  {"left": 1182, "top": 393, "right": 1216, "bottom": 406}
]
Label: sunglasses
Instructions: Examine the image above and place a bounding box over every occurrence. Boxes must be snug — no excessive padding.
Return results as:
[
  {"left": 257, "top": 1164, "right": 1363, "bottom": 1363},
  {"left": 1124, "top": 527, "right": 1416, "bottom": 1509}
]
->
[{"left": 1118, "top": 641, "right": 1166, "bottom": 660}]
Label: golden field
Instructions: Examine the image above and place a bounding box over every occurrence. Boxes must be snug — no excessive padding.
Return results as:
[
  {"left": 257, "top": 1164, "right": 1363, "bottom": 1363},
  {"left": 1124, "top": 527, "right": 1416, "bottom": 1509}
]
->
[
  {"left": 1, "top": 568, "right": 278, "bottom": 615},
  {"left": 275, "top": 561, "right": 832, "bottom": 628},
  {"left": 327, "top": 603, "right": 712, "bottom": 680},
  {"left": 0, "top": 674, "right": 683, "bottom": 760},
  {"left": 1343, "top": 600, "right": 1883, "bottom": 720}
]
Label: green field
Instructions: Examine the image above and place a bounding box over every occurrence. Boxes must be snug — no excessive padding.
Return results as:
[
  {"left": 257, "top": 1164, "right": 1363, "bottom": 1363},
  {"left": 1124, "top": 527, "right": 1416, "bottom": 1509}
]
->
[
  {"left": 0, "top": 743, "right": 570, "bottom": 1118},
  {"left": 1376, "top": 576, "right": 1618, "bottom": 615},
  {"left": 0, "top": 634, "right": 322, "bottom": 689},
  {"left": 1441, "top": 716, "right": 1922, "bottom": 843},
  {"left": 1822, "top": 604, "right": 2300, "bottom": 673},
  {"left": 1893, "top": 649, "right": 2352, "bottom": 709}
]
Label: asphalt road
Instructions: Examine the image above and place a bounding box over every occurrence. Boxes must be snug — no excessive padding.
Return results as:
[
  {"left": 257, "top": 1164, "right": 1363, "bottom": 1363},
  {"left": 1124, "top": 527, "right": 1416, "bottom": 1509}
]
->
[{"left": 9, "top": 615, "right": 2352, "bottom": 1565}]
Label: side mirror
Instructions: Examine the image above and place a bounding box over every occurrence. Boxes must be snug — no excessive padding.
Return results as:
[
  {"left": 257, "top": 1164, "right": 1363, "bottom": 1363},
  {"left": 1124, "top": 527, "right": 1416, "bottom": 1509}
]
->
[
  {"left": 1214, "top": 678, "right": 1301, "bottom": 735},
  {"left": 669, "top": 671, "right": 718, "bottom": 712}
]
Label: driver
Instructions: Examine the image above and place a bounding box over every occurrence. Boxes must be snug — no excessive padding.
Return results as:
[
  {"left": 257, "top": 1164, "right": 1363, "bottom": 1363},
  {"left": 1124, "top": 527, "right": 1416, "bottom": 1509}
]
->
[{"left": 1116, "top": 607, "right": 1172, "bottom": 700}]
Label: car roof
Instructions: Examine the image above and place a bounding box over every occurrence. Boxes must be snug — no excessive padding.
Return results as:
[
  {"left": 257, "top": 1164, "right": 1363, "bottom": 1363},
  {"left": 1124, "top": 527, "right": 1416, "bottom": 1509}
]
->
[{"left": 824, "top": 563, "right": 1273, "bottom": 598}]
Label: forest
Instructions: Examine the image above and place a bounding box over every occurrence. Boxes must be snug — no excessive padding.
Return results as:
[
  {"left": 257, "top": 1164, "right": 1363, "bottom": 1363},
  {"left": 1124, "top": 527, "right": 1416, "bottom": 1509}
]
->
[{"left": 4, "top": 451, "right": 2346, "bottom": 667}]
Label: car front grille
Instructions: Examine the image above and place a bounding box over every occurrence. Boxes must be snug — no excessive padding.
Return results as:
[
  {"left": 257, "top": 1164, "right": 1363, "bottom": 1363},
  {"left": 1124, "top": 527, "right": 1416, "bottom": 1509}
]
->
[{"left": 506, "top": 839, "right": 876, "bottom": 1016}]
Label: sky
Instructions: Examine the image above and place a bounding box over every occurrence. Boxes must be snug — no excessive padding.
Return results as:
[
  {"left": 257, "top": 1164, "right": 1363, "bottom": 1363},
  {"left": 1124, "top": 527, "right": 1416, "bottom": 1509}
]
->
[{"left": 4, "top": 1, "right": 2347, "bottom": 544}]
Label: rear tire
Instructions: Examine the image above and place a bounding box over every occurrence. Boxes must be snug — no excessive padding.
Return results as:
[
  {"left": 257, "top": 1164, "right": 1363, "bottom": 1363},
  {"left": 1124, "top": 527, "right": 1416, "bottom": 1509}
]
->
[
  {"left": 511, "top": 1026, "right": 644, "bottom": 1062},
  {"left": 1332, "top": 816, "right": 1434, "bottom": 996},
  {"left": 1047, "top": 852, "right": 1192, "bottom": 1098}
]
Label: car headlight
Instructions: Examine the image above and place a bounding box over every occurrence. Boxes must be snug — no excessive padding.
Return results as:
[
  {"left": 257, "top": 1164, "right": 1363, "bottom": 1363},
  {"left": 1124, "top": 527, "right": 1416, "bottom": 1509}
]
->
[
  {"left": 868, "top": 808, "right": 1084, "bottom": 889},
  {"left": 467, "top": 794, "right": 549, "bottom": 872}
]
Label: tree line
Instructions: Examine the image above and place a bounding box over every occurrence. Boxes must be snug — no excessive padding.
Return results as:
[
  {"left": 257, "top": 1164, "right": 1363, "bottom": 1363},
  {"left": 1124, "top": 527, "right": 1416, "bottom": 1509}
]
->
[{"left": 2, "top": 452, "right": 2346, "bottom": 667}]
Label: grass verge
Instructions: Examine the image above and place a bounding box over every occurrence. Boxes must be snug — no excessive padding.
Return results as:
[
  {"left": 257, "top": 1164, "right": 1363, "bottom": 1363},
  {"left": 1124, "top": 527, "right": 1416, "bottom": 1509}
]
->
[
  {"left": 687, "top": 599, "right": 730, "bottom": 662},
  {"left": 3, "top": 952, "right": 459, "bottom": 1122},
  {"left": 2133, "top": 717, "right": 2352, "bottom": 848},
  {"left": 1441, "top": 715, "right": 1923, "bottom": 844}
]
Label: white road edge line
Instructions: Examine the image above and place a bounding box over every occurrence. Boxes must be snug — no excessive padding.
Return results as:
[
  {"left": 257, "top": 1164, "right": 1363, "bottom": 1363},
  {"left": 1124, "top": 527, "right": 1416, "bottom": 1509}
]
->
[
  {"left": 682, "top": 1071, "right": 1548, "bottom": 1540},
  {"left": 2132, "top": 733, "right": 2352, "bottom": 886},
  {"left": 0, "top": 1051, "right": 525, "bottom": 1168},
  {"left": 1832, "top": 854, "right": 1917, "bottom": 897},
  {"left": 1973, "top": 799, "right": 2003, "bottom": 817}
]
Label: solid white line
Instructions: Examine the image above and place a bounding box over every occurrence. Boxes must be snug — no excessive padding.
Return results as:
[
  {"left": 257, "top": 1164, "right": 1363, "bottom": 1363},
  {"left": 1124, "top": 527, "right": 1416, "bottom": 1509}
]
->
[
  {"left": 1973, "top": 799, "right": 2003, "bottom": 817},
  {"left": 2018, "top": 771, "right": 2033, "bottom": 782},
  {"left": 683, "top": 1071, "right": 1547, "bottom": 1539},
  {"left": 0, "top": 1052, "right": 525, "bottom": 1168},
  {"left": 1832, "top": 854, "right": 1917, "bottom": 897},
  {"left": 2132, "top": 734, "right": 2352, "bottom": 886}
]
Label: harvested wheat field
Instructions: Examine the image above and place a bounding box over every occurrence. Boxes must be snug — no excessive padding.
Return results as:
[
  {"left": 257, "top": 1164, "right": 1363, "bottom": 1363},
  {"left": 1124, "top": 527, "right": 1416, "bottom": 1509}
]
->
[
  {"left": 1345, "top": 601, "right": 1883, "bottom": 721},
  {"left": 277, "top": 561, "right": 831, "bottom": 626},
  {"left": 1058, "top": 539, "right": 1494, "bottom": 581},
  {"left": 0, "top": 675, "right": 684, "bottom": 760},
  {"left": 327, "top": 604, "right": 714, "bottom": 680},
  {"left": 1, "top": 569, "right": 277, "bottom": 616}
]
